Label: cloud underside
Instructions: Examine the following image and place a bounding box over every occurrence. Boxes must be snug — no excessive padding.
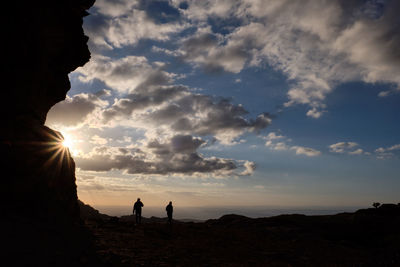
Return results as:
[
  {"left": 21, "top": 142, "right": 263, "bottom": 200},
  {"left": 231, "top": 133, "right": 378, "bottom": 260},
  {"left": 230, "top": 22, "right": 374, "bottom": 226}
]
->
[
  {"left": 48, "top": 53, "right": 268, "bottom": 176},
  {"left": 75, "top": 135, "right": 255, "bottom": 176}
]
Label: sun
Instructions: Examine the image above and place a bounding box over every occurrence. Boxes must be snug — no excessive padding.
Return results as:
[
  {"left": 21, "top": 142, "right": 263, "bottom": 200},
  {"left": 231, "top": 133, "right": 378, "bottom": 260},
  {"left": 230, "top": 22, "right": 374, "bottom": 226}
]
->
[{"left": 61, "top": 133, "right": 74, "bottom": 150}]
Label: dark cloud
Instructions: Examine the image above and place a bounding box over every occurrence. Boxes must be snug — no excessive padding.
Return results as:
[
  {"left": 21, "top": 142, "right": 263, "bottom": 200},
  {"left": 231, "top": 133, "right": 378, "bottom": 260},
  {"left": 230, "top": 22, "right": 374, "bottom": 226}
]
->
[
  {"left": 182, "top": 33, "right": 219, "bottom": 60},
  {"left": 46, "top": 93, "right": 105, "bottom": 126},
  {"left": 179, "top": 28, "right": 249, "bottom": 73},
  {"left": 82, "top": 0, "right": 185, "bottom": 49},
  {"left": 102, "top": 85, "right": 185, "bottom": 121},
  {"left": 102, "top": 85, "right": 271, "bottom": 142},
  {"left": 78, "top": 54, "right": 175, "bottom": 93},
  {"left": 168, "top": 96, "right": 271, "bottom": 136},
  {"left": 148, "top": 104, "right": 186, "bottom": 123},
  {"left": 75, "top": 134, "right": 252, "bottom": 176},
  {"left": 82, "top": 11, "right": 111, "bottom": 51},
  {"left": 149, "top": 135, "right": 205, "bottom": 154},
  {"left": 137, "top": 0, "right": 182, "bottom": 24},
  {"left": 78, "top": 54, "right": 271, "bottom": 141}
]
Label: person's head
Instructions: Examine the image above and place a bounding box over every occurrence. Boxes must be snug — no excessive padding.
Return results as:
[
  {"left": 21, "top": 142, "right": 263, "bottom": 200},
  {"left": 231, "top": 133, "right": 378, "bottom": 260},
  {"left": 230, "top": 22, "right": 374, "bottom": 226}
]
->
[
  {"left": 169, "top": 201, "right": 172, "bottom": 205},
  {"left": 137, "top": 198, "right": 140, "bottom": 201}
]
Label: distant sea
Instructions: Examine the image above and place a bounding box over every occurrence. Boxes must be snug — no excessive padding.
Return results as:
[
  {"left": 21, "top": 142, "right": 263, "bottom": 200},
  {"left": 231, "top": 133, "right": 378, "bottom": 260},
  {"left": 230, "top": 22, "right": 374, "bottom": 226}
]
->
[{"left": 94, "top": 205, "right": 364, "bottom": 221}]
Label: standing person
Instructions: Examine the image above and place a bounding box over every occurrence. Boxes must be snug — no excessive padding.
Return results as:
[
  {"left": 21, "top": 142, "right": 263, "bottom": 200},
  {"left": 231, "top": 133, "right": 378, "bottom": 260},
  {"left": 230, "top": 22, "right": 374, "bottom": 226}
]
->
[
  {"left": 133, "top": 198, "right": 144, "bottom": 224},
  {"left": 166, "top": 201, "right": 173, "bottom": 224}
]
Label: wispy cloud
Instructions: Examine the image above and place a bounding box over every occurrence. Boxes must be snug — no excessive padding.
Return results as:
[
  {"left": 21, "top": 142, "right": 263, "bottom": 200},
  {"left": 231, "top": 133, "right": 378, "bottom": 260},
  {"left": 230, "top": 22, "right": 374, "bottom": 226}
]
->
[
  {"left": 329, "top": 142, "right": 359, "bottom": 154},
  {"left": 375, "top": 144, "right": 400, "bottom": 159},
  {"left": 264, "top": 132, "right": 320, "bottom": 157},
  {"left": 291, "top": 146, "right": 321, "bottom": 157}
]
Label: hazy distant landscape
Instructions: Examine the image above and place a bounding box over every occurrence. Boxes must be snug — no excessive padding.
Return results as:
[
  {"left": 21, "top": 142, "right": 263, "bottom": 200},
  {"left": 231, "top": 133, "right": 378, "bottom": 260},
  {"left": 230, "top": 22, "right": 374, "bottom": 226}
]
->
[{"left": 95, "top": 205, "right": 363, "bottom": 220}]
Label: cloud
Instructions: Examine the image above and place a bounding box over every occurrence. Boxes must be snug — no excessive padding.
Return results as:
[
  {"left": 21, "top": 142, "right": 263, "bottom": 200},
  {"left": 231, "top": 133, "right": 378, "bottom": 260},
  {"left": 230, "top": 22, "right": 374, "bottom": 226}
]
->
[
  {"left": 264, "top": 132, "right": 320, "bottom": 157},
  {"left": 46, "top": 92, "right": 108, "bottom": 126},
  {"left": 264, "top": 132, "right": 289, "bottom": 151},
  {"left": 272, "top": 142, "right": 289, "bottom": 151},
  {"left": 329, "top": 142, "right": 359, "bottom": 154},
  {"left": 77, "top": 174, "right": 95, "bottom": 180},
  {"left": 84, "top": 0, "right": 186, "bottom": 50},
  {"left": 291, "top": 146, "right": 321, "bottom": 157},
  {"left": 329, "top": 141, "right": 376, "bottom": 156},
  {"left": 386, "top": 144, "right": 400, "bottom": 151},
  {"left": 375, "top": 143, "right": 400, "bottom": 159},
  {"left": 201, "top": 182, "right": 225, "bottom": 187},
  {"left": 306, "top": 108, "right": 325, "bottom": 119},
  {"left": 92, "top": 0, "right": 137, "bottom": 17},
  {"left": 64, "top": 44, "right": 273, "bottom": 177},
  {"left": 75, "top": 134, "right": 255, "bottom": 176},
  {"left": 348, "top": 148, "right": 364, "bottom": 155},
  {"left": 239, "top": 161, "right": 256, "bottom": 176},
  {"left": 102, "top": 85, "right": 186, "bottom": 122},
  {"left": 76, "top": 55, "right": 174, "bottom": 93},
  {"left": 173, "top": 0, "right": 236, "bottom": 21},
  {"left": 90, "top": 135, "right": 108, "bottom": 145},
  {"left": 176, "top": 0, "right": 400, "bottom": 117},
  {"left": 179, "top": 27, "right": 248, "bottom": 73},
  {"left": 264, "top": 132, "right": 284, "bottom": 141},
  {"left": 83, "top": 0, "right": 400, "bottom": 118},
  {"left": 103, "top": 90, "right": 271, "bottom": 143},
  {"left": 77, "top": 181, "right": 106, "bottom": 191},
  {"left": 76, "top": 174, "right": 145, "bottom": 192},
  {"left": 77, "top": 55, "right": 272, "bottom": 144}
]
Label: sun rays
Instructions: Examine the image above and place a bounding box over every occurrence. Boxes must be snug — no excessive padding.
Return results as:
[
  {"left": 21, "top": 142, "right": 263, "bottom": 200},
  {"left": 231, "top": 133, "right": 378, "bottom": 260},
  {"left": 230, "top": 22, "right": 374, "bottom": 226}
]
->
[
  {"left": 61, "top": 133, "right": 74, "bottom": 150},
  {"left": 39, "top": 129, "right": 76, "bottom": 175}
]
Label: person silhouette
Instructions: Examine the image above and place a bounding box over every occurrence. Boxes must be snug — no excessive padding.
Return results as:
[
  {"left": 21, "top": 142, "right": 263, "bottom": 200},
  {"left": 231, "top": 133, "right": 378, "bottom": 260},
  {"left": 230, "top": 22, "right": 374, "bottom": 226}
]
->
[
  {"left": 166, "top": 201, "right": 173, "bottom": 224},
  {"left": 133, "top": 198, "right": 144, "bottom": 224}
]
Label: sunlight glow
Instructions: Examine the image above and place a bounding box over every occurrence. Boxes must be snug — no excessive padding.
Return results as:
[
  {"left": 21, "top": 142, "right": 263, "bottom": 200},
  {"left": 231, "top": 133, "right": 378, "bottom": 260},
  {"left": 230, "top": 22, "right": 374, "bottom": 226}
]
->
[{"left": 62, "top": 134, "right": 73, "bottom": 148}]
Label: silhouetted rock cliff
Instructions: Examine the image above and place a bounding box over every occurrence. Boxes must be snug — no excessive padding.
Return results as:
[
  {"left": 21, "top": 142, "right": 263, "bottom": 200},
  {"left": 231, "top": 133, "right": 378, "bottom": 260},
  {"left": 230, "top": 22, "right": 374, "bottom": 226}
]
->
[
  {"left": 1, "top": 1, "right": 95, "bottom": 266},
  {"left": 79, "top": 200, "right": 111, "bottom": 222}
]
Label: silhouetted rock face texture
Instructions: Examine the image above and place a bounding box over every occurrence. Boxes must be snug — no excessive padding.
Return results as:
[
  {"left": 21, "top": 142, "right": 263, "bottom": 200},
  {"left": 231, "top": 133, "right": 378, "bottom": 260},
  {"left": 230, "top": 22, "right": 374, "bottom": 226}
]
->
[{"left": 1, "top": 0, "right": 95, "bottom": 265}]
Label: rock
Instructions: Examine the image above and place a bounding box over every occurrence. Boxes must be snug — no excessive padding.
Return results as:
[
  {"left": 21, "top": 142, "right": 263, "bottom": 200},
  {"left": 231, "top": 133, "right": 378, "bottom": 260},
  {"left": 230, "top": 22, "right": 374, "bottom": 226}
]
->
[
  {"left": 79, "top": 200, "right": 111, "bottom": 222},
  {"left": 1, "top": 1, "right": 96, "bottom": 265}
]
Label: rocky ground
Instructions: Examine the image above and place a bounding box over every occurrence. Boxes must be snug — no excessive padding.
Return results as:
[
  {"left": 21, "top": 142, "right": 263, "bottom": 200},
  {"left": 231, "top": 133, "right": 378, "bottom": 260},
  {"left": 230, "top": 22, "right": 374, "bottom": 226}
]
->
[{"left": 81, "top": 204, "right": 400, "bottom": 266}]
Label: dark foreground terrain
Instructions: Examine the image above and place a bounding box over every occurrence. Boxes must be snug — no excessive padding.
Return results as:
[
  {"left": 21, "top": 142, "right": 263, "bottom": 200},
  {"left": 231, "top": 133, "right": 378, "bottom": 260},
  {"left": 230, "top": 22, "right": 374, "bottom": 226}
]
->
[{"left": 81, "top": 203, "right": 400, "bottom": 266}]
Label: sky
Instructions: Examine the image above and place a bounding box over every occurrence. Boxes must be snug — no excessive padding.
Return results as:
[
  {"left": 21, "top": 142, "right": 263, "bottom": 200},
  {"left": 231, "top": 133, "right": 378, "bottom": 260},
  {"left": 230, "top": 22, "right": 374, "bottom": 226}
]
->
[{"left": 46, "top": 0, "right": 400, "bottom": 211}]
